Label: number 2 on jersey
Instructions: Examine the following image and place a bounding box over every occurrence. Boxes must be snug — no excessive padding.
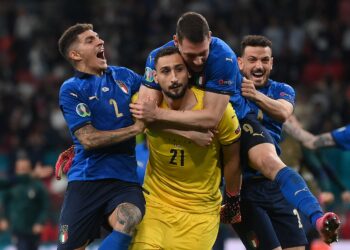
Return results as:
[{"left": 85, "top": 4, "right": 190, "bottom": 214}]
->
[
  {"left": 169, "top": 149, "right": 184, "bottom": 167},
  {"left": 109, "top": 99, "right": 124, "bottom": 118}
]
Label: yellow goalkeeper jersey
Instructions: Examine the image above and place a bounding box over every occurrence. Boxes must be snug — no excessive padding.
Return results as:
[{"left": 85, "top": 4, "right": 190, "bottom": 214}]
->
[{"left": 144, "top": 87, "right": 241, "bottom": 213}]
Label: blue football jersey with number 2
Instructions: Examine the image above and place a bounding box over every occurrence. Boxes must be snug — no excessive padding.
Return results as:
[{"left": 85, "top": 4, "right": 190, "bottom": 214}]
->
[{"left": 59, "top": 66, "right": 142, "bottom": 183}]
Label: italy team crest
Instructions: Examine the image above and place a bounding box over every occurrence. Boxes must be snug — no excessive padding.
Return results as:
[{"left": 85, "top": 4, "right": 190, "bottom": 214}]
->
[
  {"left": 115, "top": 80, "right": 129, "bottom": 94},
  {"left": 59, "top": 225, "right": 69, "bottom": 244}
]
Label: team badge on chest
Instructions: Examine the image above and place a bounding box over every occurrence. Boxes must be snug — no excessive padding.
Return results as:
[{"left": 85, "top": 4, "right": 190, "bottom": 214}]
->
[{"left": 115, "top": 80, "right": 129, "bottom": 94}]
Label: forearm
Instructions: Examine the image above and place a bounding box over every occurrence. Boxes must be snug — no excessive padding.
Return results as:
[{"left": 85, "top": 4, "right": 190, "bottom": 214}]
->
[
  {"left": 283, "top": 118, "right": 316, "bottom": 144},
  {"left": 156, "top": 108, "right": 220, "bottom": 130},
  {"left": 138, "top": 84, "right": 162, "bottom": 102},
  {"left": 313, "top": 133, "right": 336, "bottom": 149},
  {"left": 254, "top": 93, "right": 292, "bottom": 123},
  {"left": 74, "top": 123, "right": 143, "bottom": 150},
  {"left": 156, "top": 91, "right": 230, "bottom": 129},
  {"left": 222, "top": 142, "right": 241, "bottom": 194}
]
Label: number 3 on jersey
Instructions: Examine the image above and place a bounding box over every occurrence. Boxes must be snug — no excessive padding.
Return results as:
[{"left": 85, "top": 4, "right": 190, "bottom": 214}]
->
[{"left": 169, "top": 148, "right": 185, "bottom": 167}]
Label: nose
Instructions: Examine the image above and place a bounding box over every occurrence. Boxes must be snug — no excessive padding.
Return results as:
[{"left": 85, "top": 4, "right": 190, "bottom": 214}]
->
[
  {"left": 255, "top": 60, "right": 263, "bottom": 68},
  {"left": 170, "top": 70, "right": 178, "bottom": 82},
  {"left": 193, "top": 56, "right": 204, "bottom": 66}
]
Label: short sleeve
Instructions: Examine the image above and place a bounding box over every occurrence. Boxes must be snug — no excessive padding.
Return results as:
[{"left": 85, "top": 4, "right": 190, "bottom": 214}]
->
[
  {"left": 59, "top": 83, "right": 92, "bottom": 133},
  {"left": 217, "top": 103, "right": 241, "bottom": 145}
]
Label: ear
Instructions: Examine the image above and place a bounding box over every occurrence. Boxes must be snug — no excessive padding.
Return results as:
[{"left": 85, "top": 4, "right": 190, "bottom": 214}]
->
[
  {"left": 153, "top": 71, "right": 159, "bottom": 84},
  {"left": 173, "top": 34, "right": 179, "bottom": 47},
  {"left": 271, "top": 57, "right": 274, "bottom": 70},
  {"left": 69, "top": 50, "right": 82, "bottom": 61},
  {"left": 208, "top": 31, "right": 212, "bottom": 42},
  {"left": 237, "top": 57, "right": 243, "bottom": 71}
]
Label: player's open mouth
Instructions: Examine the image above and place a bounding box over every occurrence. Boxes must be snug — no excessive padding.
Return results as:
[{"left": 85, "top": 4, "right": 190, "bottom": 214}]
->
[
  {"left": 97, "top": 50, "right": 105, "bottom": 60},
  {"left": 252, "top": 70, "right": 264, "bottom": 79}
]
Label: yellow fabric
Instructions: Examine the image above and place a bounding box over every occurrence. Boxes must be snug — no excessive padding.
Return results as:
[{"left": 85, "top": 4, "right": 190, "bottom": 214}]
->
[
  {"left": 130, "top": 199, "right": 220, "bottom": 250},
  {"left": 143, "top": 87, "right": 240, "bottom": 213}
]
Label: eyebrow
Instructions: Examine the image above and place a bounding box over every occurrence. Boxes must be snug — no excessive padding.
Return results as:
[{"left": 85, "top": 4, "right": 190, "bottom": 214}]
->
[{"left": 159, "top": 63, "right": 185, "bottom": 70}]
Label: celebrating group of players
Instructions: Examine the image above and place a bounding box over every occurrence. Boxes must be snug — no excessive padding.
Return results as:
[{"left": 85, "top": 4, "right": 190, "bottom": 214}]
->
[{"left": 55, "top": 12, "right": 342, "bottom": 250}]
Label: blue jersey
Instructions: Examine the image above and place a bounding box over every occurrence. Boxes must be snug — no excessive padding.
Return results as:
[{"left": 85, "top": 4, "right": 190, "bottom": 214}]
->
[
  {"left": 143, "top": 37, "right": 250, "bottom": 119},
  {"left": 331, "top": 124, "right": 350, "bottom": 150},
  {"left": 59, "top": 66, "right": 142, "bottom": 183},
  {"left": 248, "top": 79, "right": 295, "bottom": 154}
]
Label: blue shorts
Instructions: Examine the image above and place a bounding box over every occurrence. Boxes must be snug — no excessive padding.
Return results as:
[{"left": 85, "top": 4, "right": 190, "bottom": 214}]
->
[
  {"left": 232, "top": 178, "right": 308, "bottom": 249},
  {"left": 57, "top": 179, "right": 145, "bottom": 250},
  {"left": 240, "top": 113, "right": 275, "bottom": 170}
]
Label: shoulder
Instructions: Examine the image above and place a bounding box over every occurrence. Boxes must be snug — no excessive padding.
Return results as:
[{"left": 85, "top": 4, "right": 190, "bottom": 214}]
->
[
  {"left": 109, "top": 65, "right": 142, "bottom": 80},
  {"left": 209, "top": 37, "right": 237, "bottom": 59},
  {"left": 207, "top": 37, "right": 238, "bottom": 74},
  {"left": 268, "top": 79, "right": 295, "bottom": 97},
  {"left": 59, "top": 76, "right": 80, "bottom": 96}
]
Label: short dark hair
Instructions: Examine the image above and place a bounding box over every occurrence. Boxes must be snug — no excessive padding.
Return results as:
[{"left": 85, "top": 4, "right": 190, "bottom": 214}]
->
[
  {"left": 241, "top": 35, "right": 272, "bottom": 55},
  {"left": 58, "top": 23, "right": 93, "bottom": 61},
  {"left": 176, "top": 12, "right": 210, "bottom": 43},
  {"left": 154, "top": 47, "right": 182, "bottom": 68}
]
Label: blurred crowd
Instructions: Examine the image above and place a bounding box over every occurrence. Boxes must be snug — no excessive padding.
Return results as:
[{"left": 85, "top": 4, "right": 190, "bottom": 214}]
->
[{"left": 0, "top": 0, "right": 350, "bottom": 247}]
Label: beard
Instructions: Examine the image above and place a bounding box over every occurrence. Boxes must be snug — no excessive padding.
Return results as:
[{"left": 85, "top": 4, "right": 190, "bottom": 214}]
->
[{"left": 163, "top": 84, "right": 187, "bottom": 99}]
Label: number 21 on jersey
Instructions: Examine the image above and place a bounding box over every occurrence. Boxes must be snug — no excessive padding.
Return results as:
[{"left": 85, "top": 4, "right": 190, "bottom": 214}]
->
[{"left": 169, "top": 148, "right": 185, "bottom": 167}]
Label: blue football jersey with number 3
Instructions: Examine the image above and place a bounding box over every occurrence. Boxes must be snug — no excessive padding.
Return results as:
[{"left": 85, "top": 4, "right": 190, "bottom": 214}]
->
[{"left": 59, "top": 66, "right": 142, "bottom": 182}]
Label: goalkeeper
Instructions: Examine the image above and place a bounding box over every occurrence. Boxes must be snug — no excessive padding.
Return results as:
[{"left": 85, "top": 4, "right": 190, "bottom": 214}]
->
[{"left": 129, "top": 47, "right": 241, "bottom": 250}]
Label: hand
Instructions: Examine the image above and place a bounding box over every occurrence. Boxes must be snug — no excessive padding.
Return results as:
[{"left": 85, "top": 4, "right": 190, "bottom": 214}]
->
[
  {"left": 241, "top": 77, "right": 259, "bottom": 101},
  {"left": 55, "top": 146, "right": 74, "bottom": 180},
  {"left": 0, "top": 219, "right": 9, "bottom": 231},
  {"left": 188, "top": 130, "right": 214, "bottom": 147},
  {"left": 220, "top": 192, "right": 241, "bottom": 224},
  {"left": 318, "top": 192, "right": 335, "bottom": 205},
  {"left": 341, "top": 191, "right": 350, "bottom": 203},
  {"left": 134, "top": 119, "right": 146, "bottom": 133},
  {"left": 130, "top": 99, "right": 158, "bottom": 123},
  {"left": 32, "top": 223, "right": 43, "bottom": 234}
]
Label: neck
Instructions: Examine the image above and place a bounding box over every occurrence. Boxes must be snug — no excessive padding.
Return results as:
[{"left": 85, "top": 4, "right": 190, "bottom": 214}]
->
[
  {"left": 75, "top": 64, "right": 104, "bottom": 76},
  {"left": 164, "top": 88, "right": 197, "bottom": 111}
]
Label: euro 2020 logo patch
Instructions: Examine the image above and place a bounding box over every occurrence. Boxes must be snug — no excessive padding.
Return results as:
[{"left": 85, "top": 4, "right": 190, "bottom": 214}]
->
[
  {"left": 144, "top": 67, "right": 155, "bottom": 83},
  {"left": 76, "top": 103, "right": 91, "bottom": 117}
]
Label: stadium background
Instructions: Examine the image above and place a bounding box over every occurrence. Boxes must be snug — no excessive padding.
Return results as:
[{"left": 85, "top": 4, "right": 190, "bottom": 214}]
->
[{"left": 0, "top": 0, "right": 350, "bottom": 249}]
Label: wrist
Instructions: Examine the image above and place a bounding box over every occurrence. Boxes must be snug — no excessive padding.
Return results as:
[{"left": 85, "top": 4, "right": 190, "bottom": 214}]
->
[{"left": 226, "top": 189, "right": 240, "bottom": 197}]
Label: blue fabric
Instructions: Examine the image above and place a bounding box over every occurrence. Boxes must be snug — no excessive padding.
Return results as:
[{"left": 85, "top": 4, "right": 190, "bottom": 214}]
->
[
  {"left": 331, "top": 124, "right": 350, "bottom": 150},
  {"left": 275, "top": 167, "right": 323, "bottom": 227},
  {"left": 248, "top": 79, "right": 295, "bottom": 153},
  {"left": 59, "top": 66, "right": 143, "bottom": 183},
  {"left": 99, "top": 230, "right": 132, "bottom": 250},
  {"left": 142, "top": 37, "right": 251, "bottom": 119}
]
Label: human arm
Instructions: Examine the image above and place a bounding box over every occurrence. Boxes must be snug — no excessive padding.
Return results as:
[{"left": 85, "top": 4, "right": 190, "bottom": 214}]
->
[
  {"left": 74, "top": 120, "right": 145, "bottom": 150},
  {"left": 222, "top": 141, "right": 241, "bottom": 195},
  {"left": 220, "top": 141, "right": 242, "bottom": 224},
  {"left": 242, "top": 78, "right": 293, "bottom": 122},
  {"left": 130, "top": 91, "right": 230, "bottom": 129},
  {"left": 312, "top": 133, "right": 336, "bottom": 149},
  {"left": 283, "top": 115, "right": 317, "bottom": 148}
]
